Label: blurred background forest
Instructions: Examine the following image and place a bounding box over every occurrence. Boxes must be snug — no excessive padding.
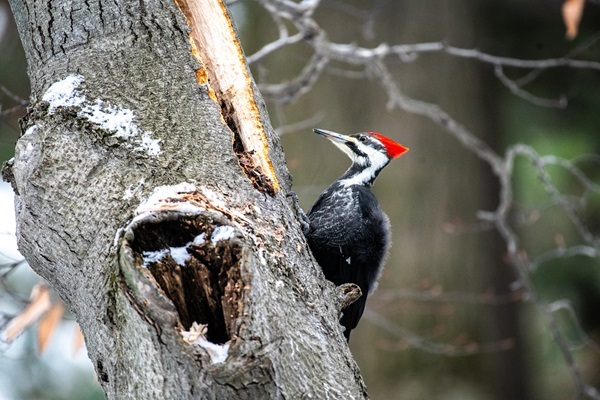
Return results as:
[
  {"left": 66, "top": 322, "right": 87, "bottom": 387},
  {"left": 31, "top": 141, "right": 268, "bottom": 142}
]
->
[{"left": 1, "top": 0, "right": 600, "bottom": 399}]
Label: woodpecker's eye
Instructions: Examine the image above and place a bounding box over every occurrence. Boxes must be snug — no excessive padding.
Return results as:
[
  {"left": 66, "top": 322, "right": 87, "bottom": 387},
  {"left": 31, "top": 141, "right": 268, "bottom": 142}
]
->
[{"left": 358, "top": 135, "right": 367, "bottom": 143}]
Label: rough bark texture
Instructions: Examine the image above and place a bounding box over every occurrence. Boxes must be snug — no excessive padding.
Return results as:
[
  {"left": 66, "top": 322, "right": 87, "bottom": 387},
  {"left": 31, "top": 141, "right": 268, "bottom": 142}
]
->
[{"left": 5, "top": 0, "right": 368, "bottom": 398}]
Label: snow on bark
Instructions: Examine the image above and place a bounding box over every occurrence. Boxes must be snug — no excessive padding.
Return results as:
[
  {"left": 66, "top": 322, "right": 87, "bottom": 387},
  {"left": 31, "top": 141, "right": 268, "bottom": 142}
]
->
[
  {"left": 181, "top": 322, "right": 230, "bottom": 364},
  {"left": 141, "top": 233, "right": 209, "bottom": 267},
  {"left": 42, "top": 74, "right": 161, "bottom": 156},
  {"left": 211, "top": 225, "right": 235, "bottom": 244},
  {"left": 42, "top": 74, "right": 85, "bottom": 111},
  {"left": 136, "top": 182, "right": 200, "bottom": 214}
]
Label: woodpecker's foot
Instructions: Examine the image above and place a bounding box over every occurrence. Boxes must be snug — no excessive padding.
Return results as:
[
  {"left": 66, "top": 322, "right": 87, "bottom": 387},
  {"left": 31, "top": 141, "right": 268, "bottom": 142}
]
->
[
  {"left": 335, "top": 283, "right": 362, "bottom": 312},
  {"left": 286, "top": 191, "right": 310, "bottom": 235}
]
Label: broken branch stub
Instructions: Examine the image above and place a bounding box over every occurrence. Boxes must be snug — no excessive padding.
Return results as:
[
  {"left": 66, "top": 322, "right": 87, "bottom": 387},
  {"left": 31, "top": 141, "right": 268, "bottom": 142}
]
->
[{"left": 335, "top": 283, "right": 362, "bottom": 312}]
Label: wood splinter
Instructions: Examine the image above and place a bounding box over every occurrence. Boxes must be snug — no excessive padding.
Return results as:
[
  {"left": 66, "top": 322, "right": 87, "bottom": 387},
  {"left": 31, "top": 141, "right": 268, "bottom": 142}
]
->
[{"left": 176, "top": 0, "right": 280, "bottom": 195}]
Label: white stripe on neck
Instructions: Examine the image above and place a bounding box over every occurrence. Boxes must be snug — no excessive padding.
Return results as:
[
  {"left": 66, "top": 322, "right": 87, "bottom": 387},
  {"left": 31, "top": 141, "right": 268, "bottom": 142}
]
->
[{"left": 340, "top": 151, "right": 389, "bottom": 187}]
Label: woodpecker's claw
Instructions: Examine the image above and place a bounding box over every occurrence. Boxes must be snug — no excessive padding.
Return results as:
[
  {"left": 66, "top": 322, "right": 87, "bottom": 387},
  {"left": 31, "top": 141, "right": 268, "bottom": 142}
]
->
[{"left": 287, "top": 191, "right": 311, "bottom": 235}]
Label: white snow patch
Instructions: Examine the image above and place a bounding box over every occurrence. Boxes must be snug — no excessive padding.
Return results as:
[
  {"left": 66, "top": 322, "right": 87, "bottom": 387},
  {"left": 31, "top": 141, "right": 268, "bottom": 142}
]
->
[
  {"left": 123, "top": 178, "right": 146, "bottom": 200},
  {"left": 42, "top": 74, "right": 161, "bottom": 156},
  {"left": 134, "top": 202, "right": 205, "bottom": 216},
  {"left": 193, "top": 233, "right": 206, "bottom": 245},
  {"left": 141, "top": 233, "right": 205, "bottom": 267},
  {"left": 23, "top": 125, "right": 37, "bottom": 136},
  {"left": 172, "top": 203, "right": 206, "bottom": 214},
  {"left": 136, "top": 182, "right": 198, "bottom": 213},
  {"left": 42, "top": 75, "right": 85, "bottom": 112},
  {"left": 211, "top": 225, "right": 235, "bottom": 245},
  {"left": 193, "top": 338, "right": 230, "bottom": 364},
  {"left": 181, "top": 322, "right": 230, "bottom": 364},
  {"left": 83, "top": 99, "right": 138, "bottom": 137},
  {"left": 129, "top": 211, "right": 152, "bottom": 226},
  {"left": 141, "top": 249, "right": 169, "bottom": 268},
  {"left": 169, "top": 245, "right": 191, "bottom": 266},
  {"left": 169, "top": 232, "right": 208, "bottom": 265},
  {"left": 137, "top": 131, "right": 162, "bottom": 157},
  {"left": 79, "top": 99, "right": 161, "bottom": 156}
]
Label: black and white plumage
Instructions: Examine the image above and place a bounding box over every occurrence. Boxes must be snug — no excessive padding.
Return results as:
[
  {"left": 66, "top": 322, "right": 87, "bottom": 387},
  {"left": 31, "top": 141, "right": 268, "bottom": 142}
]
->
[{"left": 304, "top": 128, "right": 408, "bottom": 341}]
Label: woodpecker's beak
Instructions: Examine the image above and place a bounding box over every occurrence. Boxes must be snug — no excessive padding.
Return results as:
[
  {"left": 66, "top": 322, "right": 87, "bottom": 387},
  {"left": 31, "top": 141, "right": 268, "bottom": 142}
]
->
[
  {"left": 313, "top": 128, "right": 353, "bottom": 144},
  {"left": 313, "top": 128, "right": 357, "bottom": 160}
]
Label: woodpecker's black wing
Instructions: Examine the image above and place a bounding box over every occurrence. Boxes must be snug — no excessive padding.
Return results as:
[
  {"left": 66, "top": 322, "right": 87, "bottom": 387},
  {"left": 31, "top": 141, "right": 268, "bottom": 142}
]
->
[{"left": 306, "top": 184, "right": 390, "bottom": 340}]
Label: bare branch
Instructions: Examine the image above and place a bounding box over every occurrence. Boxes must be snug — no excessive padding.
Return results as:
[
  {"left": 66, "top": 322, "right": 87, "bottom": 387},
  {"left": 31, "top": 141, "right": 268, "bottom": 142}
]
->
[
  {"left": 252, "top": 0, "right": 600, "bottom": 114},
  {"left": 248, "top": 31, "right": 305, "bottom": 64},
  {"left": 508, "top": 144, "right": 597, "bottom": 244},
  {"left": 368, "top": 60, "right": 503, "bottom": 173},
  {"left": 364, "top": 309, "right": 515, "bottom": 356},
  {"left": 0, "top": 84, "right": 28, "bottom": 106},
  {"left": 274, "top": 111, "right": 325, "bottom": 135},
  {"left": 302, "top": 36, "right": 600, "bottom": 71},
  {"left": 258, "top": 52, "right": 329, "bottom": 105},
  {"left": 0, "top": 84, "right": 29, "bottom": 117},
  {"left": 376, "top": 288, "right": 523, "bottom": 306},
  {"left": 541, "top": 154, "right": 600, "bottom": 193},
  {"left": 531, "top": 245, "right": 600, "bottom": 271},
  {"left": 494, "top": 65, "right": 568, "bottom": 109},
  {"left": 440, "top": 44, "right": 600, "bottom": 70}
]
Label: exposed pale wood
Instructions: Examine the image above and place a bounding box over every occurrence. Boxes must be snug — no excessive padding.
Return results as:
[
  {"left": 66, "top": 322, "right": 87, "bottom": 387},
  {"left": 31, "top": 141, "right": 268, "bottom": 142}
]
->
[{"left": 176, "top": 0, "right": 280, "bottom": 194}]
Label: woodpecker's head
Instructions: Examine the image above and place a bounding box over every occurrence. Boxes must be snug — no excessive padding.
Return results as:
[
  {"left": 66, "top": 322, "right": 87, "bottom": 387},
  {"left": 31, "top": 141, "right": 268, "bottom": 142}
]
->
[
  {"left": 313, "top": 128, "right": 408, "bottom": 186},
  {"left": 314, "top": 128, "right": 408, "bottom": 164}
]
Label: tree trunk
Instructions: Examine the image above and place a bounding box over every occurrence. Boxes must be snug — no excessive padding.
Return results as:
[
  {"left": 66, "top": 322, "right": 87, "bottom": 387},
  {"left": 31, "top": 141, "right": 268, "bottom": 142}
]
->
[{"left": 4, "top": 0, "right": 367, "bottom": 398}]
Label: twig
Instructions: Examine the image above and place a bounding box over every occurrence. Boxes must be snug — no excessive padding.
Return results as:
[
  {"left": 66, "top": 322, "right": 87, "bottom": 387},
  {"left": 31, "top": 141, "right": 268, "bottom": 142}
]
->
[
  {"left": 368, "top": 59, "right": 503, "bottom": 173},
  {"left": 376, "top": 288, "right": 522, "bottom": 306},
  {"left": 494, "top": 65, "right": 568, "bottom": 108},
  {"left": 248, "top": 32, "right": 305, "bottom": 64},
  {"left": 0, "top": 84, "right": 28, "bottom": 106},
  {"left": 274, "top": 111, "right": 325, "bottom": 135},
  {"left": 531, "top": 245, "right": 600, "bottom": 271},
  {"left": 259, "top": 52, "right": 330, "bottom": 105},
  {"left": 364, "top": 309, "right": 515, "bottom": 356},
  {"left": 508, "top": 144, "right": 597, "bottom": 244}
]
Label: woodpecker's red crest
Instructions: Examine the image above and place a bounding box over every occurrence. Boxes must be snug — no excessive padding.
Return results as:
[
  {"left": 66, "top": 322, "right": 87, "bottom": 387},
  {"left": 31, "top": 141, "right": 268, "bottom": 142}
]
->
[{"left": 366, "top": 132, "right": 409, "bottom": 159}]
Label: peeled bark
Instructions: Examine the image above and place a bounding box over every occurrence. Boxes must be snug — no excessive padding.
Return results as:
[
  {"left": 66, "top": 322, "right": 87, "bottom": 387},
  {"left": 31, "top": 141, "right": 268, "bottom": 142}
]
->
[{"left": 4, "top": 0, "right": 367, "bottom": 398}]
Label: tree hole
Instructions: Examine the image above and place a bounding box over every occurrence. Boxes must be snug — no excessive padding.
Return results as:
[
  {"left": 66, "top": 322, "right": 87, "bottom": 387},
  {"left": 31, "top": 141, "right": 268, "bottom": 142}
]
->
[{"left": 129, "top": 216, "right": 243, "bottom": 344}]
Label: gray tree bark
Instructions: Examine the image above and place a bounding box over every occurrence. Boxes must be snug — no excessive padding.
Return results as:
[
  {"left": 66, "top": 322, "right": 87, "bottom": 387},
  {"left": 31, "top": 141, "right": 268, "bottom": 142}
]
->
[{"left": 3, "top": 0, "right": 367, "bottom": 398}]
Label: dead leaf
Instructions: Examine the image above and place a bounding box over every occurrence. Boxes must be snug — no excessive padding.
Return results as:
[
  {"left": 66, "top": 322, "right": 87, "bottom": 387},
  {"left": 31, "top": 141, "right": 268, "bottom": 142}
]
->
[
  {"left": 37, "top": 301, "right": 65, "bottom": 353},
  {"left": 4, "top": 284, "right": 51, "bottom": 342},
  {"left": 562, "top": 0, "right": 585, "bottom": 40},
  {"left": 72, "top": 324, "right": 85, "bottom": 355}
]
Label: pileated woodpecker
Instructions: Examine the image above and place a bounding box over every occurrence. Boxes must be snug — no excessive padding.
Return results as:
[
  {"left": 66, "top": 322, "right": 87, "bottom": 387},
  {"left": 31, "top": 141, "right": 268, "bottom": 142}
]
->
[{"left": 302, "top": 128, "right": 408, "bottom": 340}]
